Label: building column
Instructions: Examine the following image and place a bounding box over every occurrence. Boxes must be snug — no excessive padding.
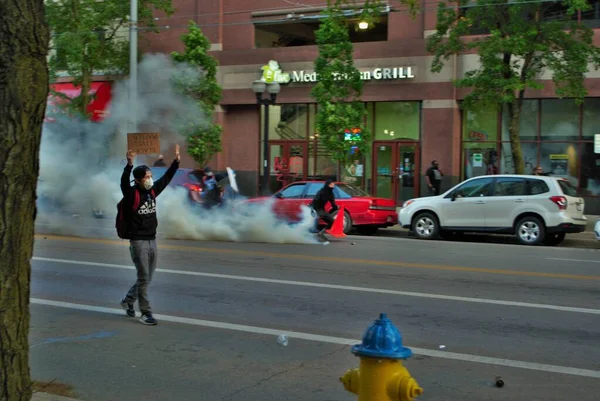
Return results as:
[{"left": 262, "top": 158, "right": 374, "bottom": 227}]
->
[{"left": 421, "top": 100, "right": 461, "bottom": 195}]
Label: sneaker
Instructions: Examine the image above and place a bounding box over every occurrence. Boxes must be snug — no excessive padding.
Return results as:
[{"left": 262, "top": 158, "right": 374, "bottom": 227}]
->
[
  {"left": 120, "top": 298, "right": 135, "bottom": 317},
  {"left": 140, "top": 313, "right": 157, "bottom": 326}
]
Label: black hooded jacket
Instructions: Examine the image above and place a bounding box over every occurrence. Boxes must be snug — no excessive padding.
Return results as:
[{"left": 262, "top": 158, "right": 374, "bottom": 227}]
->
[
  {"left": 310, "top": 181, "right": 338, "bottom": 212},
  {"left": 120, "top": 159, "right": 179, "bottom": 240}
]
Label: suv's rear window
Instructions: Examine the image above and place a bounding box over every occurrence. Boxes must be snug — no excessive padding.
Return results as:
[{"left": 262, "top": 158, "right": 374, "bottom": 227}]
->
[
  {"left": 557, "top": 180, "right": 578, "bottom": 197},
  {"left": 527, "top": 179, "right": 550, "bottom": 195}
]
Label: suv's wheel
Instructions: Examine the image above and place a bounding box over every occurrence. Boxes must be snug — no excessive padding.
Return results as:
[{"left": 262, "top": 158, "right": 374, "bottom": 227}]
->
[
  {"left": 543, "top": 232, "right": 566, "bottom": 246},
  {"left": 515, "top": 216, "right": 545, "bottom": 245},
  {"left": 412, "top": 213, "right": 439, "bottom": 240}
]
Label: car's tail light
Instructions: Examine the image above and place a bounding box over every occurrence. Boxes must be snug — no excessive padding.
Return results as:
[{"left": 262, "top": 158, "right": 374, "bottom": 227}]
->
[
  {"left": 369, "top": 199, "right": 397, "bottom": 211},
  {"left": 183, "top": 183, "right": 202, "bottom": 192},
  {"left": 549, "top": 196, "right": 567, "bottom": 210}
]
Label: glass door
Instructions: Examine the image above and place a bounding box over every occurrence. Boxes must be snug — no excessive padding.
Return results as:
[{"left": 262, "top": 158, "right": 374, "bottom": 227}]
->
[
  {"left": 397, "top": 143, "right": 420, "bottom": 204},
  {"left": 373, "top": 142, "right": 420, "bottom": 204},
  {"left": 374, "top": 143, "right": 394, "bottom": 200}
]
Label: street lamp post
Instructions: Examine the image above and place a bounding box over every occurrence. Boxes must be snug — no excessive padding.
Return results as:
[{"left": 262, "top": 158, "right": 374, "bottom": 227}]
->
[{"left": 252, "top": 80, "right": 281, "bottom": 195}]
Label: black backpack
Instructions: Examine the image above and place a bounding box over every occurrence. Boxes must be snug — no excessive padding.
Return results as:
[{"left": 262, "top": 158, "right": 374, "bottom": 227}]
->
[{"left": 115, "top": 188, "right": 155, "bottom": 239}]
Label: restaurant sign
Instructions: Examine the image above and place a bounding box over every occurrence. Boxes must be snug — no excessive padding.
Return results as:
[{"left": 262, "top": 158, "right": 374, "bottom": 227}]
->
[{"left": 260, "top": 60, "right": 415, "bottom": 84}]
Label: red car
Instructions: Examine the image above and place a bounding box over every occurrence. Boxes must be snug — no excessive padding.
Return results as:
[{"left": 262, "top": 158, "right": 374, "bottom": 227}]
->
[{"left": 246, "top": 181, "right": 398, "bottom": 235}]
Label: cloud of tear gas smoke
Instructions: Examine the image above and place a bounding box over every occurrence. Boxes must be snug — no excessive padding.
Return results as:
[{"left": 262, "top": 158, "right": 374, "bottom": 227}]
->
[{"left": 36, "top": 54, "right": 318, "bottom": 244}]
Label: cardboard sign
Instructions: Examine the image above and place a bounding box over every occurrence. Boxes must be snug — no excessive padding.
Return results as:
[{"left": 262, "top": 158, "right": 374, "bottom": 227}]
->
[{"left": 127, "top": 133, "right": 160, "bottom": 155}]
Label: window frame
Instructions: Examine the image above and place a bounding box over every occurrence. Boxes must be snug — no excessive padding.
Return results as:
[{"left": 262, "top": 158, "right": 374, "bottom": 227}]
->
[{"left": 461, "top": 99, "right": 600, "bottom": 197}]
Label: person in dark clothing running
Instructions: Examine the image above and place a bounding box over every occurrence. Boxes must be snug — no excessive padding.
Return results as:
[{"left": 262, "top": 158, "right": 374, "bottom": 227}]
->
[
  {"left": 120, "top": 145, "right": 180, "bottom": 325},
  {"left": 309, "top": 180, "right": 338, "bottom": 239}
]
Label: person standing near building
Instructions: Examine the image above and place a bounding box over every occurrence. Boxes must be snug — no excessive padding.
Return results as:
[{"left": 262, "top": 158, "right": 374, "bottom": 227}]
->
[
  {"left": 153, "top": 154, "right": 167, "bottom": 167},
  {"left": 425, "top": 160, "right": 444, "bottom": 196},
  {"left": 120, "top": 145, "right": 180, "bottom": 325}
]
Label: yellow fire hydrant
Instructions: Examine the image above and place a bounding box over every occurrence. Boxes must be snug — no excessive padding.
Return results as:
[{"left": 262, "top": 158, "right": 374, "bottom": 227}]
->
[{"left": 340, "top": 313, "right": 423, "bottom": 401}]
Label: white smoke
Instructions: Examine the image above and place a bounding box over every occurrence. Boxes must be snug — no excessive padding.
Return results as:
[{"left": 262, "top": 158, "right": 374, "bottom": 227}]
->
[{"left": 36, "top": 54, "right": 318, "bottom": 244}]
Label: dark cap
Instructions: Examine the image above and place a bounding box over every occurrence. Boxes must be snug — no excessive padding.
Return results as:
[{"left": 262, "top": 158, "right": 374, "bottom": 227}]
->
[{"left": 133, "top": 165, "right": 150, "bottom": 180}]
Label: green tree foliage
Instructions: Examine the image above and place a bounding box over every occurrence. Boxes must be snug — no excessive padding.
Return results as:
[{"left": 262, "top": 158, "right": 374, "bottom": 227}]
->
[
  {"left": 311, "top": 2, "right": 371, "bottom": 165},
  {"left": 172, "top": 21, "right": 223, "bottom": 167},
  {"left": 427, "top": 0, "right": 600, "bottom": 173},
  {"left": 46, "top": 0, "right": 174, "bottom": 118}
]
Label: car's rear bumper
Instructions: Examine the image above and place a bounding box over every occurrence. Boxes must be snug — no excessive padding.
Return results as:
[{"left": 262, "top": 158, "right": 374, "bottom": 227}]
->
[
  {"left": 547, "top": 223, "right": 586, "bottom": 234},
  {"left": 354, "top": 210, "right": 398, "bottom": 227}
]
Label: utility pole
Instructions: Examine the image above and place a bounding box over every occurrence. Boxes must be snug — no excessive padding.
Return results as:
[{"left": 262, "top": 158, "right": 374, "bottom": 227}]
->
[{"left": 129, "top": 0, "right": 138, "bottom": 133}]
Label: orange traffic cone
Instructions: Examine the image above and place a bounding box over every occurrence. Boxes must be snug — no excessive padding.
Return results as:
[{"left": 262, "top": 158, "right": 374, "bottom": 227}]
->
[{"left": 326, "top": 206, "right": 347, "bottom": 238}]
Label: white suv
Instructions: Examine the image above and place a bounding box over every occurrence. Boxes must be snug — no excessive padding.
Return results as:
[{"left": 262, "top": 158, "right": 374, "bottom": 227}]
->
[{"left": 398, "top": 175, "right": 586, "bottom": 246}]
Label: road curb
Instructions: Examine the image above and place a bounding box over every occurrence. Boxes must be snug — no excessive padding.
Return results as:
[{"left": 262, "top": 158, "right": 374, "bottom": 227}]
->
[{"left": 32, "top": 393, "right": 82, "bottom": 401}]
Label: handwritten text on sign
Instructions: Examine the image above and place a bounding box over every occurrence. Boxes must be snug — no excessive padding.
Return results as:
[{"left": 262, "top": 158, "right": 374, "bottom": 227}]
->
[{"left": 127, "top": 133, "right": 160, "bottom": 155}]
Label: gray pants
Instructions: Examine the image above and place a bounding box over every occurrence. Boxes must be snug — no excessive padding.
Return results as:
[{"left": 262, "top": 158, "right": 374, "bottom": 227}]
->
[{"left": 125, "top": 240, "right": 157, "bottom": 313}]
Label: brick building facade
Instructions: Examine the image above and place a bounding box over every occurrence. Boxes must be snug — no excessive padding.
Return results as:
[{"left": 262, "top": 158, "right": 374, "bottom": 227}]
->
[{"left": 142, "top": 0, "right": 600, "bottom": 212}]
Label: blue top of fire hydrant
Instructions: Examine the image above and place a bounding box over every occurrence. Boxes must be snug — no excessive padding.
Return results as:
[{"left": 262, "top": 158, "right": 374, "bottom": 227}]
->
[{"left": 351, "top": 313, "right": 413, "bottom": 360}]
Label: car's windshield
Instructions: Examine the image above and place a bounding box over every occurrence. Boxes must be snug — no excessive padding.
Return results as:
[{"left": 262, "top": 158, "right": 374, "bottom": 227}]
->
[
  {"left": 335, "top": 183, "right": 369, "bottom": 199},
  {"left": 558, "top": 179, "right": 578, "bottom": 197}
]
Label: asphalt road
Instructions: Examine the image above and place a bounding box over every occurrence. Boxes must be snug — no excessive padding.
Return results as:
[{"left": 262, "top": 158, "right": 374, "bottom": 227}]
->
[{"left": 29, "top": 233, "right": 600, "bottom": 401}]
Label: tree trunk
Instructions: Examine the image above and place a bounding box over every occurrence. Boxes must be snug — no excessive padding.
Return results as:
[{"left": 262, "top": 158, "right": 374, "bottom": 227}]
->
[
  {"left": 507, "top": 100, "right": 525, "bottom": 174},
  {"left": 0, "top": 1, "right": 49, "bottom": 400}
]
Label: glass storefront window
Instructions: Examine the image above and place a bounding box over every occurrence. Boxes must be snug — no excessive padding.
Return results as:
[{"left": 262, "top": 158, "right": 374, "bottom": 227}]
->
[
  {"left": 463, "top": 142, "right": 498, "bottom": 179},
  {"left": 582, "top": 98, "right": 600, "bottom": 139},
  {"left": 340, "top": 142, "right": 370, "bottom": 190},
  {"left": 580, "top": 142, "right": 600, "bottom": 195},
  {"left": 499, "top": 142, "right": 538, "bottom": 174},
  {"left": 374, "top": 102, "right": 420, "bottom": 141},
  {"left": 366, "top": 103, "right": 374, "bottom": 134},
  {"left": 314, "top": 139, "right": 337, "bottom": 180},
  {"left": 309, "top": 104, "right": 317, "bottom": 140},
  {"left": 260, "top": 104, "right": 308, "bottom": 140},
  {"left": 501, "top": 100, "right": 538, "bottom": 141},
  {"left": 540, "top": 99, "right": 580, "bottom": 141},
  {"left": 462, "top": 104, "right": 499, "bottom": 142},
  {"left": 539, "top": 142, "right": 579, "bottom": 186}
]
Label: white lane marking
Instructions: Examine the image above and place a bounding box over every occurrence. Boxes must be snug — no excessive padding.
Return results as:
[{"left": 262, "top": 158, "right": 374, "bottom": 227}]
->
[
  {"left": 30, "top": 298, "right": 600, "bottom": 379},
  {"left": 546, "top": 257, "right": 600, "bottom": 264},
  {"left": 32, "top": 257, "right": 600, "bottom": 315}
]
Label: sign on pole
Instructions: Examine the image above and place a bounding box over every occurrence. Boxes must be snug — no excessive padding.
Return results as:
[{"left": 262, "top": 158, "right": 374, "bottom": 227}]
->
[
  {"left": 594, "top": 134, "right": 600, "bottom": 154},
  {"left": 127, "top": 133, "right": 160, "bottom": 154}
]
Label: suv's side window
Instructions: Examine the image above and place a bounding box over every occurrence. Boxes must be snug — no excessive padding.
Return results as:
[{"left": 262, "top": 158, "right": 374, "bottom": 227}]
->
[
  {"left": 528, "top": 179, "right": 550, "bottom": 195},
  {"left": 493, "top": 178, "right": 527, "bottom": 196},
  {"left": 453, "top": 177, "right": 494, "bottom": 198},
  {"left": 279, "top": 184, "right": 305, "bottom": 199}
]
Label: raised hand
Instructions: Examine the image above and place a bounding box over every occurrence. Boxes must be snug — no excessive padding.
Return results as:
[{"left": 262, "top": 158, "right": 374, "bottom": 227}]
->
[
  {"left": 175, "top": 144, "right": 180, "bottom": 162},
  {"left": 126, "top": 150, "right": 136, "bottom": 165}
]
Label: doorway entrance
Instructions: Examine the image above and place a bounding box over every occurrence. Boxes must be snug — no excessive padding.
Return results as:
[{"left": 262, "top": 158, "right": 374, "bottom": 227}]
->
[
  {"left": 269, "top": 141, "right": 308, "bottom": 193},
  {"left": 373, "top": 142, "right": 420, "bottom": 205}
]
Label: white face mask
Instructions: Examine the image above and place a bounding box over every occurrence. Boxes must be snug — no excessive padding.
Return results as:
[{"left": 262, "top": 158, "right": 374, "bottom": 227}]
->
[{"left": 143, "top": 177, "right": 154, "bottom": 190}]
